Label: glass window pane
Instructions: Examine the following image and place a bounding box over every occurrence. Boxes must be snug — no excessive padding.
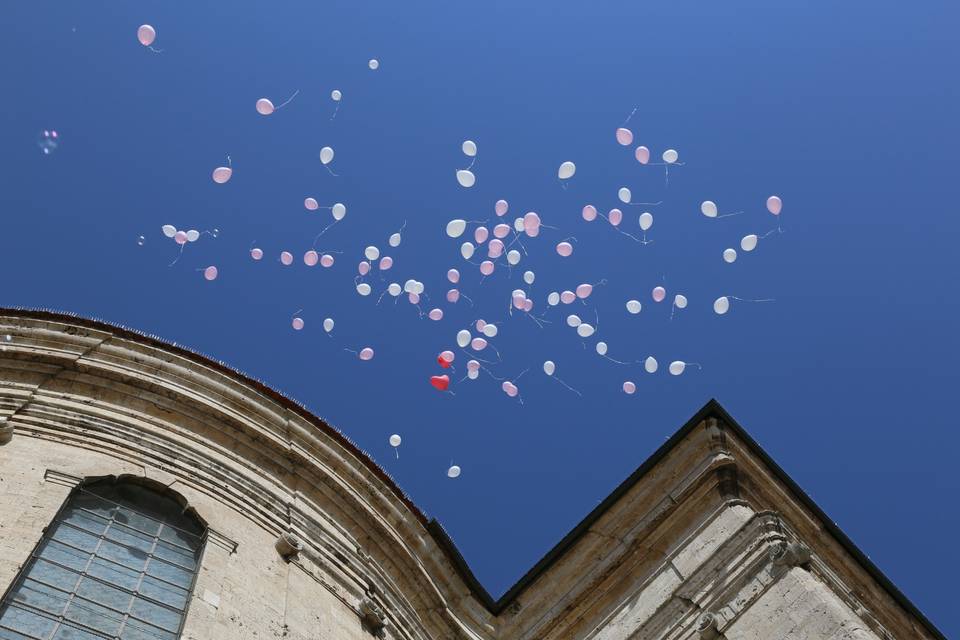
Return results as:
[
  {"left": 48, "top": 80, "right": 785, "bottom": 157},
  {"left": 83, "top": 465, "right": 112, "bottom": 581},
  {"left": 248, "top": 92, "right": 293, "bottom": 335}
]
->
[
  {"left": 97, "top": 539, "right": 148, "bottom": 572},
  {"left": 105, "top": 523, "right": 155, "bottom": 555},
  {"left": 121, "top": 618, "right": 177, "bottom": 640},
  {"left": 29, "top": 560, "right": 80, "bottom": 591},
  {"left": 144, "top": 560, "right": 191, "bottom": 589},
  {"left": 76, "top": 577, "right": 133, "bottom": 612},
  {"left": 60, "top": 509, "right": 109, "bottom": 537},
  {"left": 49, "top": 523, "right": 99, "bottom": 554},
  {"left": 0, "top": 604, "right": 57, "bottom": 638},
  {"left": 53, "top": 624, "right": 110, "bottom": 640},
  {"left": 37, "top": 540, "right": 90, "bottom": 572},
  {"left": 113, "top": 507, "right": 161, "bottom": 537},
  {"left": 0, "top": 626, "right": 38, "bottom": 640},
  {"left": 152, "top": 541, "right": 195, "bottom": 570},
  {"left": 130, "top": 598, "right": 180, "bottom": 633},
  {"left": 138, "top": 576, "right": 188, "bottom": 611},
  {"left": 63, "top": 596, "right": 123, "bottom": 636},
  {"left": 10, "top": 579, "right": 70, "bottom": 617},
  {"left": 158, "top": 527, "right": 201, "bottom": 552},
  {"left": 86, "top": 557, "right": 140, "bottom": 591}
]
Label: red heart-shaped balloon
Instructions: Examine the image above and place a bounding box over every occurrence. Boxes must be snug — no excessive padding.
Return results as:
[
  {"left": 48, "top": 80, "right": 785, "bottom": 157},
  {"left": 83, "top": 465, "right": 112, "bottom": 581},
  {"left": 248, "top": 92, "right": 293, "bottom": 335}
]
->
[
  {"left": 430, "top": 375, "right": 450, "bottom": 391},
  {"left": 437, "top": 355, "right": 451, "bottom": 368}
]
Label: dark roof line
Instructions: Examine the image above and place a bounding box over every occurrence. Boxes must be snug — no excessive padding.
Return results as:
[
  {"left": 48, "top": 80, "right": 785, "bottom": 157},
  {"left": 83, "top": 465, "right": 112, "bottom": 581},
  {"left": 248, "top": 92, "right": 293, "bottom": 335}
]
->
[{"left": 0, "top": 309, "right": 943, "bottom": 638}]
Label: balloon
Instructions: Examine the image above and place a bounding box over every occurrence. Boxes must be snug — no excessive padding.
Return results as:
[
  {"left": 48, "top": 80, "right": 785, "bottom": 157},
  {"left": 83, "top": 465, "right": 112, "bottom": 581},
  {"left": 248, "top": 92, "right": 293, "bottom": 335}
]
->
[
  {"left": 560, "top": 290, "right": 576, "bottom": 304},
  {"left": 172, "top": 230, "right": 187, "bottom": 245},
  {"left": 446, "top": 288, "right": 460, "bottom": 303},
  {"left": 250, "top": 248, "right": 263, "bottom": 260},
  {"left": 137, "top": 24, "right": 156, "bottom": 46},
  {"left": 495, "top": 199, "right": 509, "bottom": 216},
  {"left": 388, "top": 283, "right": 402, "bottom": 296},
  {"left": 467, "top": 369, "right": 479, "bottom": 380},
  {"left": 644, "top": 356, "right": 658, "bottom": 373},
  {"left": 471, "top": 337, "right": 487, "bottom": 350},
  {"left": 512, "top": 291, "right": 526, "bottom": 309},
  {"left": 501, "top": 381, "right": 518, "bottom": 397},
  {"left": 635, "top": 146, "right": 650, "bottom": 164},
  {"left": 669, "top": 361, "right": 687, "bottom": 375},
  {"left": 662, "top": 149, "right": 679, "bottom": 164},
  {"left": 430, "top": 375, "right": 450, "bottom": 391},
  {"left": 547, "top": 292, "right": 560, "bottom": 306},
  {"left": 368, "top": 59, "right": 380, "bottom": 70},
  {"left": 523, "top": 299, "right": 533, "bottom": 312},
  {"left": 513, "top": 217, "right": 525, "bottom": 232},
  {"left": 292, "top": 317, "right": 304, "bottom": 331},
  {"left": 413, "top": 281, "right": 425, "bottom": 294},
  {"left": 446, "top": 219, "right": 467, "bottom": 238},
  {"left": 203, "top": 266, "right": 218, "bottom": 281},
  {"left": 714, "top": 296, "right": 730, "bottom": 315},
  {"left": 482, "top": 323, "right": 497, "bottom": 338},
  {"left": 358, "top": 261, "right": 370, "bottom": 275},
  {"left": 582, "top": 205, "right": 597, "bottom": 222},
  {"left": 440, "top": 350, "right": 455, "bottom": 364},
  {"left": 389, "top": 232, "right": 402, "bottom": 247},
  {"left": 462, "top": 140, "right": 477, "bottom": 157},
  {"left": 364, "top": 246, "right": 380, "bottom": 261},
  {"left": 507, "top": 250, "right": 521, "bottom": 265},
  {"left": 523, "top": 212, "right": 541, "bottom": 236},
  {"left": 332, "top": 203, "right": 346, "bottom": 220},
  {"left": 320, "top": 254, "right": 334, "bottom": 267},
  {"left": 359, "top": 347, "right": 374, "bottom": 360},
  {"left": 304, "top": 197, "right": 319, "bottom": 211},
  {"left": 379, "top": 256, "right": 393, "bottom": 270},
  {"left": 493, "top": 223, "right": 511, "bottom": 239},
  {"left": 456, "top": 170, "right": 476, "bottom": 187},
  {"left": 557, "top": 242, "right": 573, "bottom": 257},
  {"left": 741, "top": 234, "right": 758, "bottom": 252},
  {"left": 723, "top": 248, "right": 737, "bottom": 263},
  {"left": 280, "top": 251, "right": 293, "bottom": 265},
  {"left": 480, "top": 261, "right": 494, "bottom": 276},
  {"left": 428, "top": 308, "right": 443, "bottom": 321},
  {"left": 701, "top": 201, "right": 718, "bottom": 218},
  {"left": 618, "top": 187, "right": 631, "bottom": 204},
  {"left": 523, "top": 270, "right": 535, "bottom": 285},
  {"left": 356, "top": 283, "right": 372, "bottom": 296},
  {"left": 767, "top": 195, "right": 782, "bottom": 215},
  {"left": 461, "top": 242, "right": 475, "bottom": 259},
  {"left": 623, "top": 381, "right": 636, "bottom": 394},
  {"left": 256, "top": 98, "right": 275, "bottom": 116},
  {"left": 304, "top": 250, "right": 319, "bottom": 266},
  {"left": 447, "top": 269, "right": 460, "bottom": 283},
  {"left": 467, "top": 359, "right": 480, "bottom": 371},
  {"left": 608, "top": 208, "right": 623, "bottom": 226},
  {"left": 403, "top": 280, "right": 417, "bottom": 293},
  {"left": 186, "top": 230, "right": 200, "bottom": 242},
  {"left": 457, "top": 330, "right": 471, "bottom": 348},
  {"left": 323, "top": 318, "right": 334, "bottom": 332},
  {"left": 615, "top": 128, "right": 633, "bottom": 146},
  {"left": 389, "top": 434, "right": 401, "bottom": 447},
  {"left": 652, "top": 286, "right": 666, "bottom": 302},
  {"left": 558, "top": 161, "right": 576, "bottom": 180},
  {"left": 639, "top": 212, "right": 653, "bottom": 231},
  {"left": 319, "top": 147, "right": 334, "bottom": 165},
  {"left": 212, "top": 167, "right": 233, "bottom": 184},
  {"left": 331, "top": 89, "right": 342, "bottom": 102},
  {"left": 626, "top": 299, "right": 641, "bottom": 314},
  {"left": 576, "top": 283, "right": 593, "bottom": 299},
  {"left": 162, "top": 224, "right": 177, "bottom": 238},
  {"left": 447, "top": 465, "right": 461, "bottom": 478},
  {"left": 474, "top": 226, "right": 489, "bottom": 244},
  {"left": 577, "top": 323, "right": 595, "bottom": 338},
  {"left": 596, "top": 341, "right": 608, "bottom": 356},
  {"left": 674, "top": 294, "right": 688, "bottom": 309},
  {"left": 543, "top": 360, "right": 556, "bottom": 376}
]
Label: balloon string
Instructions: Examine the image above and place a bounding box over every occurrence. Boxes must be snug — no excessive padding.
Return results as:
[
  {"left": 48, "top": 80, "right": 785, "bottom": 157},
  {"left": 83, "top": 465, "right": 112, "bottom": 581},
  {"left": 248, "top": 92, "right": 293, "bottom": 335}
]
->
[
  {"left": 626, "top": 200, "right": 663, "bottom": 207},
  {"left": 553, "top": 376, "right": 582, "bottom": 396},
  {"left": 459, "top": 293, "right": 475, "bottom": 307},
  {"left": 730, "top": 296, "right": 776, "bottom": 303},
  {"left": 148, "top": 46, "right": 163, "bottom": 54},
  {"left": 312, "top": 221, "right": 340, "bottom": 247},
  {"left": 275, "top": 89, "right": 300, "bottom": 111},
  {"left": 330, "top": 102, "right": 341, "bottom": 121},
  {"left": 601, "top": 354, "right": 637, "bottom": 366},
  {"left": 323, "top": 165, "right": 339, "bottom": 177},
  {"left": 760, "top": 226, "right": 784, "bottom": 239},
  {"left": 623, "top": 106, "right": 638, "bottom": 125},
  {"left": 394, "top": 449, "right": 398, "bottom": 459},
  {"left": 168, "top": 243, "right": 185, "bottom": 267},
  {"left": 226, "top": 155, "right": 232, "bottom": 167},
  {"left": 716, "top": 211, "right": 743, "bottom": 218}
]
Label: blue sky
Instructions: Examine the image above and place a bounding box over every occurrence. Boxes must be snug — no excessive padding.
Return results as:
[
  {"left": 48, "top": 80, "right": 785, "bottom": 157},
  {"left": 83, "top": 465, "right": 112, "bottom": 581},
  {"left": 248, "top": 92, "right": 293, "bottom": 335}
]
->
[{"left": 1, "top": 1, "right": 957, "bottom": 635}]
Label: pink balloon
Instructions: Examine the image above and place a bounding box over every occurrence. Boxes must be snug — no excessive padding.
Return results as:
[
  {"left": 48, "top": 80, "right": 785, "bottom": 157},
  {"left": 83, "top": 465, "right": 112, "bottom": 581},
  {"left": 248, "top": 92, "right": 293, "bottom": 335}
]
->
[
  {"left": 616, "top": 128, "right": 634, "bottom": 146},
  {"left": 250, "top": 248, "right": 263, "bottom": 260},
  {"left": 446, "top": 288, "right": 460, "bottom": 303},
  {"left": 440, "top": 350, "right": 455, "bottom": 364},
  {"left": 280, "top": 251, "right": 293, "bottom": 265},
  {"left": 256, "top": 98, "right": 274, "bottom": 116},
  {"left": 582, "top": 205, "right": 597, "bottom": 222},
  {"left": 212, "top": 167, "right": 232, "bottom": 184},
  {"left": 447, "top": 268, "right": 460, "bottom": 283},
  {"left": 137, "top": 24, "right": 156, "bottom": 46},
  {"left": 767, "top": 195, "right": 782, "bottom": 215},
  {"left": 379, "top": 256, "right": 393, "bottom": 270},
  {"left": 512, "top": 292, "right": 526, "bottom": 309},
  {"left": 623, "top": 381, "right": 636, "bottom": 394},
  {"left": 493, "top": 224, "right": 511, "bottom": 239},
  {"left": 174, "top": 231, "right": 188, "bottom": 245},
  {"left": 304, "top": 250, "right": 319, "bottom": 266},
  {"left": 474, "top": 226, "right": 489, "bottom": 244},
  {"left": 560, "top": 290, "right": 576, "bottom": 304},
  {"left": 203, "top": 266, "right": 218, "bottom": 281},
  {"left": 608, "top": 208, "right": 623, "bottom": 226},
  {"left": 358, "top": 260, "right": 370, "bottom": 275},
  {"left": 304, "top": 197, "right": 319, "bottom": 211},
  {"left": 523, "top": 299, "right": 533, "bottom": 312},
  {"left": 495, "top": 199, "right": 509, "bottom": 216},
  {"left": 408, "top": 292, "right": 420, "bottom": 304},
  {"left": 292, "top": 317, "right": 304, "bottom": 330},
  {"left": 576, "top": 283, "right": 593, "bottom": 299},
  {"left": 467, "top": 359, "right": 480, "bottom": 371},
  {"left": 428, "top": 308, "right": 444, "bottom": 321},
  {"left": 480, "top": 261, "right": 495, "bottom": 276},
  {"left": 476, "top": 319, "right": 487, "bottom": 331},
  {"left": 502, "top": 381, "right": 518, "bottom": 397},
  {"left": 487, "top": 239, "right": 504, "bottom": 258},
  {"left": 652, "top": 286, "right": 666, "bottom": 302},
  {"left": 471, "top": 337, "right": 488, "bottom": 350},
  {"left": 320, "top": 254, "right": 334, "bottom": 267},
  {"left": 635, "top": 146, "right": 650, "bottom": 165},
  {"left": 523, "top": 212, "right": 541, "bottom": 236},
  {"left": 359, "top": 347, "right": 374, "bottom": 361},
  {"left": 556, "top": 242, "right": 573, "bottom": 257}
]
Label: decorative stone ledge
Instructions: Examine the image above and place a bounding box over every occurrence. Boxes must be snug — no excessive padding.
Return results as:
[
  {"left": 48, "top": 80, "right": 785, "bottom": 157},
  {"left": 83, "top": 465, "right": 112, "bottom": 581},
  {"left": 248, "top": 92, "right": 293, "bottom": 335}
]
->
[
  {"left": 0, "top": 417, "right": 12, "bottom": 445},
  {"left": 275, "top": 531, "right": 303, "bottom": 561}
]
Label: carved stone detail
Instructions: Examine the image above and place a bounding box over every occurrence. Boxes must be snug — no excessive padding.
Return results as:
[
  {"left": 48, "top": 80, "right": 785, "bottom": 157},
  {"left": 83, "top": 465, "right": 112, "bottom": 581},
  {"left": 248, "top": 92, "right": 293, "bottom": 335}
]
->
[
  {"left": 769, "top": 541, "right": 811, "bottom": 568},
  {"left": 0, "top": 417, "right": 12, "bottom": 445},
  {"left": 359, "top": 597, "right": 388, "bottom": 636},
  {"left": 696, "top": 612, "right": 720, "bottom": 639},
  {"left": 274, "top": 531, "right": 302, "bottom": 561}
]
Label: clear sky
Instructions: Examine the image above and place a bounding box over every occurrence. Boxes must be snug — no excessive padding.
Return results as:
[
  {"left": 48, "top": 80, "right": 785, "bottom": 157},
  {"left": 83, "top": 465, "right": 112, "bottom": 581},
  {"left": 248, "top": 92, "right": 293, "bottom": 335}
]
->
[{"left": 1, "top": 1, "right": 957, "bottom": 635}]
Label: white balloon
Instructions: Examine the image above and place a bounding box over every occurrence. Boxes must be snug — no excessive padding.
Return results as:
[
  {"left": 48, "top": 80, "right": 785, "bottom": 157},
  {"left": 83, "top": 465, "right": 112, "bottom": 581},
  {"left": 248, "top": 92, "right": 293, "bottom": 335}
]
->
[
  {"left": 389, "top": 434, "right": 401, "bottom": 447},
  {"left": 558, "top": 161, "right": 576, "bottom": 180},
  {"left": 566, "top": 314, "right": 582, "bottom": 328},
  {"left": 460, "top": 242, "right": 475, "bottom": 259},
  {"left": 387, "top": 283, "right": 401, "bottom": 296},
  {"left": 185, "top": 229, "right": 200, "bottom": 242},
  {"left": 332, "top": 203, "right": 346, "bottom": 220},
  {"left": 457, "top": 330, "right": 472, "bottom": 348},
  {"left": 618, "top": 187, "right": 631, "bottom": 203},
  {"left": 323, "top": 318, "right": 335, "bottom": 332},
  {"left": 669, "top": 361, "right": 686, "bottom": 376},
  {"left": 700, "top": 200, "right": 718, "bottom": 218},
  {"left": 446, "top": 219, "right": 467, "bottom": 238},
  {"left": 389, "top": 232, "right": 402, "bottom": 247},
  {"left": 356, "top": 283, "right": 372, "bottom": 296},
  {"left": 482, "top": 324, "right": 498, "bottom": 338},
  {"left": 662, "top": 149, "right": 679, "bottom": 164},
  {"left": 714, "top": 296, "right": 730, "bottom": 315},
  {"left": 506, "top": 249, "right": 521, "bottom": 265},
  {"left": 741, "top": 234, "right": 758, "bottom": 252},
  {"left": 626, "top": 300, "right": 642, "bottom": 314},
  {"left": 364, "top": 246, "right": 380, "bottom": 261},
  {"left": 639, "top": 212, "right": 653, "bottom": 231},
  {"left": 547, "top": 292, "right": 560, "bottom": 306},
  {"left": 523, "top": 270, "right": 535, "bottom": 284},
  {"left": 674, "top": 294, "right": 688, "bottom": 309},
  {"left": 723, "top": 248, "right": 737, "bottom": 263},
  {"left": 319, "top": 146, "right": 335, "bottom": 164},
  {"left": 331, "top": 89, "right": 342, "bottom": 101},
  {"left": 644, "top": 356, "right": 658, "bottom": 373},
  {"left": 368, "top": 59, "right": 380, "bottom": 70},
  {"left": 513, "top": 217, "right": 524, "bottom": 232},
  {"left": 447, "top": 465, "right": 461, "bottom": 478},
  {"left": 462, "top": 140, "right": 477, "bottom": 157},
  {"left": 403, "top": 279, "right": 417, "bottom": 293},
  {"left": 577, "top": 323, "right": 595, "bottom": 338},
  {"left": 543, "top": 360, "right": 556, "bottom": 376},
  {"left": 412, "top": 281, "right": 425, "bottom": 295},
  {"left": 161, "top": 224, "right": 177, "bottom": 238},
  {"left": 456, "top": 169, "right": 476, "bottom": 188},
  {"left": 596, "top": 341, "right": 608, "bottom": 356},
  {"left": 467, "top": 369, "right": 479, "bottom": 380}
]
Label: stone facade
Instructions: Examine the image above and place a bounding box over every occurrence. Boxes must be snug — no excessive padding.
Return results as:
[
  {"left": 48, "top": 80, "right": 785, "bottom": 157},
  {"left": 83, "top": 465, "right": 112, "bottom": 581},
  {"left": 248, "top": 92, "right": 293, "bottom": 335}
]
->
[{"left": 0, "top": 310, "right": 944, "bottom": 640}]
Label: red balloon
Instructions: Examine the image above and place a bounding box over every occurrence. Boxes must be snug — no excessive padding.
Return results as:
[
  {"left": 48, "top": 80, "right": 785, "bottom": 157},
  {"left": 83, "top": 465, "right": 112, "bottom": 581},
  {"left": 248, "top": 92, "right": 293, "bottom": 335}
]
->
[
  {"left": 437, "top": 355, "right": 451, "bottom": 369},
  {"left": 430, "top": 375, "right": 450, "bottom": 391}
]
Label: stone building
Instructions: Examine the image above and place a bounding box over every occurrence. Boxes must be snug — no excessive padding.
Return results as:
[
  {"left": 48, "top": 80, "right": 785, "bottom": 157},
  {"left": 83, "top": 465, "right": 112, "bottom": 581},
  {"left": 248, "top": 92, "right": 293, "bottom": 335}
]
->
[{"left": 0, "top": 309, "right": 944, "bottom": 640}]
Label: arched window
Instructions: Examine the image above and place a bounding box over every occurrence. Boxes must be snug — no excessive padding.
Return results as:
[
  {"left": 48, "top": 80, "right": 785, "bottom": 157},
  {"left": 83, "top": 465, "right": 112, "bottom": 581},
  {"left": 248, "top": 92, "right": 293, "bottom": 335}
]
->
[{"left": 0, "top": 477, "right": 206, "bottom": 640}]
